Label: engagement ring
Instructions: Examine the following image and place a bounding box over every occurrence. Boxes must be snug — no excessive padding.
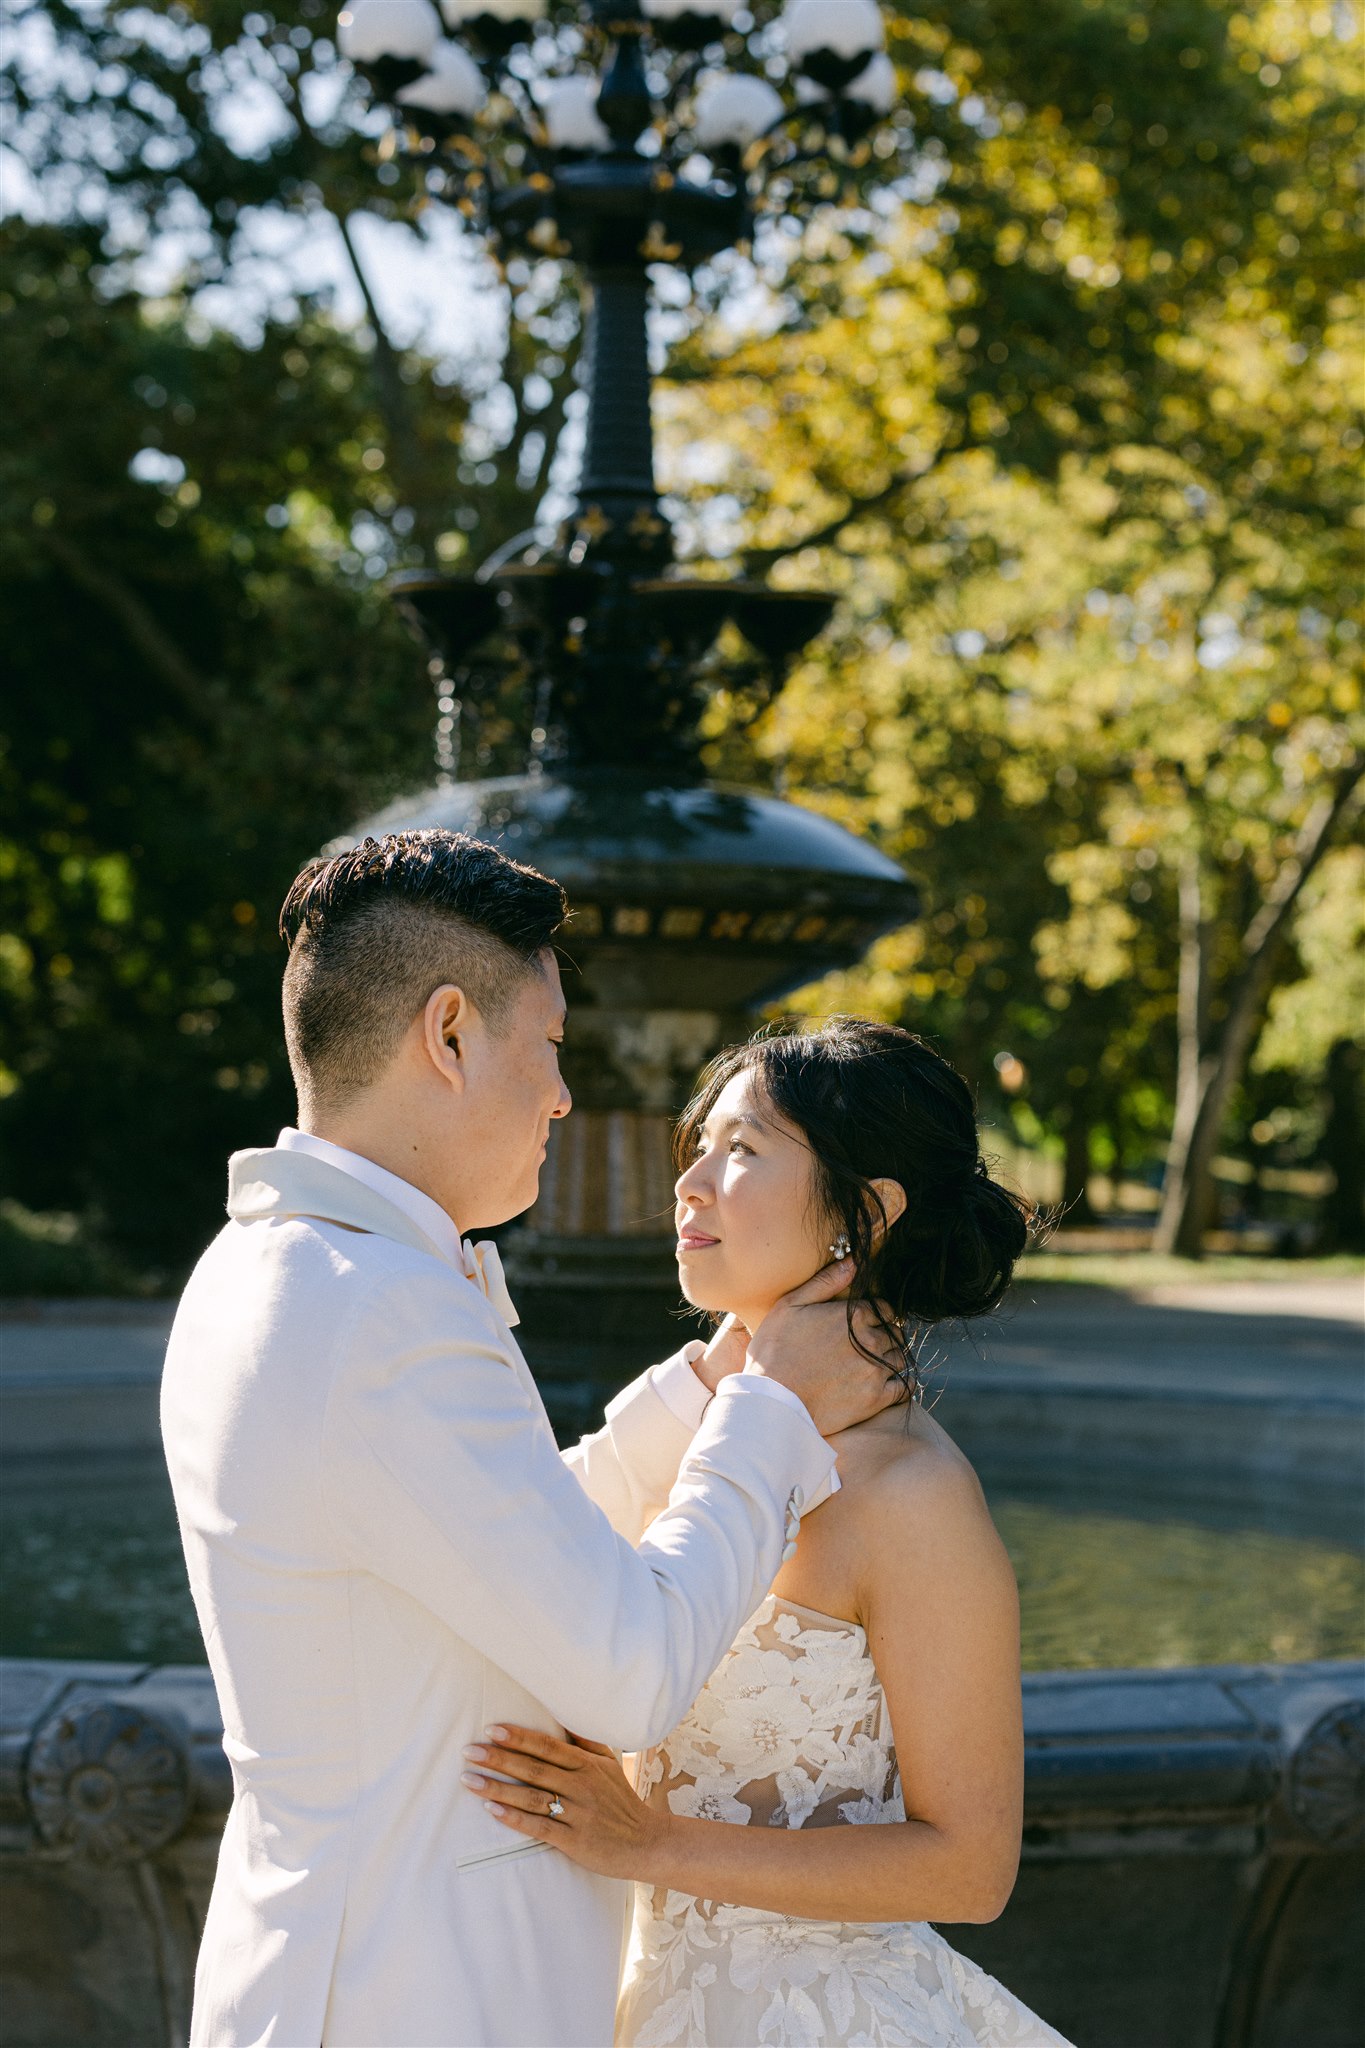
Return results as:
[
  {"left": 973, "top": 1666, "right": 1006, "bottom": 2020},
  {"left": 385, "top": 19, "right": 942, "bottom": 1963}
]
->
[{"left": 547, "top": 1796, "right": 565, "bottom": 1820}]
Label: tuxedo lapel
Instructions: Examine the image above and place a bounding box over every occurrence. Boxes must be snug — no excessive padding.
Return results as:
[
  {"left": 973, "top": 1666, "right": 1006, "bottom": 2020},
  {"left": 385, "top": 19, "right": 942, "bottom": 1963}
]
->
[
  {"left": 228, "top": 1148, "right": 456, "bottom": 1267},
  {"left": 226, "top": 1147, "right": 530, "bottom": 1354}
]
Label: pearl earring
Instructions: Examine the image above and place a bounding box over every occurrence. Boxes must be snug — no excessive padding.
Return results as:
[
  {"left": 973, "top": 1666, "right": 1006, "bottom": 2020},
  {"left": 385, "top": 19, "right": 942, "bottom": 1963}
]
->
[{"left": 829, "top": 1235, "right": 851, "bottom": 1261}]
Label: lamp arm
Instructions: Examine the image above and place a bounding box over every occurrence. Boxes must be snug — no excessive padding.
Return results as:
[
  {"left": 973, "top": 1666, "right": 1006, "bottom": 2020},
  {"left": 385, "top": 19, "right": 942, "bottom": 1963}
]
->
[
  {"left": 743, "top": 136, "right": 838, "bottom": 222},
  {"left": 755, "top": 100, "right": 816, "bottom": 148},
  {"left": 657, "top": 47, "right": 720, "bottom": 118},
  {"left": 490, "top": 68, "right": 545, "bottom": 141}
]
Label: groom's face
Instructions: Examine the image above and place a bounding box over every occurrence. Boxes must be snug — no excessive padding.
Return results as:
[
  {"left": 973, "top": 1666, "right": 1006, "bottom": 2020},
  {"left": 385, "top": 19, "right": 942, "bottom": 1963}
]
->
[{"left": 457, "top": 950, "right": 571, "bottom": 1227}]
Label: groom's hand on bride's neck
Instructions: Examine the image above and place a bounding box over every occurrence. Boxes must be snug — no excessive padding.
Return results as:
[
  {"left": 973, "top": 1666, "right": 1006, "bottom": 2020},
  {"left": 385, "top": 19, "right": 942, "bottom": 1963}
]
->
[
  {"left": 742, "top": 1262, "right": 903, "bottom": 1437},
  {"left": 696, "top": 1316, "right": 750, "bottom": 1395}
]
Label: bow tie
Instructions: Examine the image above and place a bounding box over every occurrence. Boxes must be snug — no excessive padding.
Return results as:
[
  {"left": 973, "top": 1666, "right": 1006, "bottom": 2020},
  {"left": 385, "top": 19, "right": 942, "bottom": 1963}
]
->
[{"left": 460, "top": 1238, "right": 520, "bottom": 1329}]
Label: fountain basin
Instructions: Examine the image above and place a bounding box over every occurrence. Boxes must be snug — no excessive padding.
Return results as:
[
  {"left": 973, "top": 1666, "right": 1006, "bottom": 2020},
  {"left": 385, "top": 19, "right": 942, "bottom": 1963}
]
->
[
  {"left": 0, "top": 1653, "right": 1358, "bottom": 2048},
  {"left": 342, "top": 768, "right": 918, "bottom": 1011}
]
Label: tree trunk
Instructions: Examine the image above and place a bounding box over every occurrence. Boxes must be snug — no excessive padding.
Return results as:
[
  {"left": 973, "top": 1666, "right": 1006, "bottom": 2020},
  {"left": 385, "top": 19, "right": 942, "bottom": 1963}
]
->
[
  {"left": 1155, "top": 768, "right": 1365, "bottom": 1258},
  {"left": 1061, "top": 1116, "right": 1095, "bottom": 1225},
  {"left": 1154, "top": 854, "right": 1215, "bottom": 1255},
  {"left": 1320, "top": 1039, "right": 1365, "bottom": 1252},
  {"left": 1156, "top": 1026, "right": 1239, "bottom": 1257}
]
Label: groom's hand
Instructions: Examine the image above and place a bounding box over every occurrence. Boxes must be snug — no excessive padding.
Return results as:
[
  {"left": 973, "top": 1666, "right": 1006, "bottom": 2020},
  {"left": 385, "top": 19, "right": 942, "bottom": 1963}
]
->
[
  {"left": 695, "top": 1314, "right": 750, "bottom": 1395},
  {"left": 744, "top": 1260, "right": 904, "bottom": 1437}
]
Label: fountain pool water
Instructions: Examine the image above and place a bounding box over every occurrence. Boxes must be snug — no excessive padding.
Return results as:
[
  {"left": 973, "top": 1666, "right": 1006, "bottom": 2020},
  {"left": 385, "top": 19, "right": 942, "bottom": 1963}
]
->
[{"left": 3, "top": 1447, "right": 1360, "bottom": 1674}]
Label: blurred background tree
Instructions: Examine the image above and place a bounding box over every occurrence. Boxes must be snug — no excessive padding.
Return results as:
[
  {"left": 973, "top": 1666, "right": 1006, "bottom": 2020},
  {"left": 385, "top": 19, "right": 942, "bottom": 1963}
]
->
[
  {"left": 1, "top": 0, "right": 575, "bottom": 1279},
  {"left": 1, "top": 0, "right": 1360, "bottom": 1283},
  {"left": 673, "top": 0, "right": 1364, "bottom": 1248}
]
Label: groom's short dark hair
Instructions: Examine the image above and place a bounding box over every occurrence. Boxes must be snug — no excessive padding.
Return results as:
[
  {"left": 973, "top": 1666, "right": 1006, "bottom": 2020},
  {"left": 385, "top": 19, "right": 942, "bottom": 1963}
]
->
[{"left": 278, "top": 830, "right": 566, "bottom": 1112}]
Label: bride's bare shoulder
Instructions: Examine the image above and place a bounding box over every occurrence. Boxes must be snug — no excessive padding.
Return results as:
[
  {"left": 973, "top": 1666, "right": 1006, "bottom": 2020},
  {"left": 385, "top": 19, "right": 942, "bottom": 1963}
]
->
[
  {"left": 782, "top": 1407, "right": 1011, "bottom": 1629},
  {"left": 841, "top": 1406, "right": 1006, "bottom": 1561}
]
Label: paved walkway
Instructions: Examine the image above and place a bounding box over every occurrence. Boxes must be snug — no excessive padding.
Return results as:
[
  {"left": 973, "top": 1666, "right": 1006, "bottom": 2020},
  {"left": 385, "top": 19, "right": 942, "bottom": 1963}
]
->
[
  {"left": 938, "top": 1276, "right": 1363, "bottom": 1406},
  {"left": 1, "top": 1299, "right": 175, "bottom": 1382}
]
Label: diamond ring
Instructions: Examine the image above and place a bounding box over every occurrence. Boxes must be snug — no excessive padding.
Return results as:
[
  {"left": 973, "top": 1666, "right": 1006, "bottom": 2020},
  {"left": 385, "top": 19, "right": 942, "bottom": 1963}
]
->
[{"left": 548, "top": 1795, "right": 565, "bottom": 1820}]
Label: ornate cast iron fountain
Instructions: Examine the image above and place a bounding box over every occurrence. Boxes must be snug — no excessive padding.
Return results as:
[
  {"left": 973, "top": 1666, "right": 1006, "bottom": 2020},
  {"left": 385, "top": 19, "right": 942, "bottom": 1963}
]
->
[{"left": 333, "top": 0, "right": 917, "bottom": 1374}]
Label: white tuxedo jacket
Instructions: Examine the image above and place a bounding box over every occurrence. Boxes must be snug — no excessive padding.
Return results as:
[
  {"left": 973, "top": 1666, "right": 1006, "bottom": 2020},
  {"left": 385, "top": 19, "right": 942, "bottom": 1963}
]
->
[{"left": 161, "top": 1145, "right": 836, "bottom": 2048}]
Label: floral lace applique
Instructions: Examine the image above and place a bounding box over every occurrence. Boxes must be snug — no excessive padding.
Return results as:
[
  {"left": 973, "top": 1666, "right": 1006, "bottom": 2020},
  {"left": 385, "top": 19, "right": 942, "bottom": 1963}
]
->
[{"left": 617, "top": 1596, "right": 1071, "bottom": 2048}]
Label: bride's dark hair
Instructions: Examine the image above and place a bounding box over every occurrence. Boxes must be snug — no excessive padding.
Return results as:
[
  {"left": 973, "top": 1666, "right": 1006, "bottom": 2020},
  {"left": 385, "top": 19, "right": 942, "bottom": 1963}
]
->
[{"left": 673, "top": 1016, "right": 1039, "bottom": 1400}]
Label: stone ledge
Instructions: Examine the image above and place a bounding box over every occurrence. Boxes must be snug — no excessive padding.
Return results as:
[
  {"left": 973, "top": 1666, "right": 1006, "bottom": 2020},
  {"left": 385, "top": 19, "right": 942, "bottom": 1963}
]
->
[{"left": 2, "top": 1656, "right": 1359, "bottom": 1862}]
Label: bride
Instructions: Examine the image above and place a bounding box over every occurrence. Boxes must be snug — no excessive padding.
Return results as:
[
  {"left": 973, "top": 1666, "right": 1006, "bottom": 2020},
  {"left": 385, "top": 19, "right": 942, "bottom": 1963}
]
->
[{"left": 463, "top": 1018, "right": 1072, "bottom": 2048}]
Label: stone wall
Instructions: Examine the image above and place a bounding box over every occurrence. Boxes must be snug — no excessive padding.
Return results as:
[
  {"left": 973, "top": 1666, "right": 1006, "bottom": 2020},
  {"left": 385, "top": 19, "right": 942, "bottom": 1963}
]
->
[{"left": 1, "top": 1656, "right": 1360, "bottom": 2048}]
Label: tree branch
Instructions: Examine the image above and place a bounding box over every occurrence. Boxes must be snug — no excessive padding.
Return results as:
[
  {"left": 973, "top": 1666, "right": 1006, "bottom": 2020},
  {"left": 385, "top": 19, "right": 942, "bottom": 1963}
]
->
[
  {"left": 334, "top": 208, "right": 399, "bottom": 361},
  {"left": 1240, "top": 758, "right": 1365, "bottom": 967},
  {"left": 332, "top": 209, "right": 443, "bottom": 552},
  {"left": 529, "top": 360, "right": 578, "bottom": 501},
  {"left": 740, "top": 460, "right": 939, "bottom": 578},
  {"left": 39, "top": 530, "right": 211, "bottom": 713},
  {"left": 270, "top": 57, "right": 429, "bottom": 510},
  {"left": 1155, "top": 755, "right": 1365, "bottom": 1255}
]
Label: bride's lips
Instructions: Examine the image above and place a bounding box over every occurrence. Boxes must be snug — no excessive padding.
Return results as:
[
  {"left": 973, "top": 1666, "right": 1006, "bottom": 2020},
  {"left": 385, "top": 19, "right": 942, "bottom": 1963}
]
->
[{"left": 676, "top": 1227, "right": 720, "bottom": 1252}]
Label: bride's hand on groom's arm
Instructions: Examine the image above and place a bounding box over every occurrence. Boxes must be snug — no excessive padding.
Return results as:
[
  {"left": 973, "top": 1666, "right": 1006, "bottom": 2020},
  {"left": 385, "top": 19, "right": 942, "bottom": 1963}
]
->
[{"left": 462, "top": 1727, "right": 671, "bottom": 1880}]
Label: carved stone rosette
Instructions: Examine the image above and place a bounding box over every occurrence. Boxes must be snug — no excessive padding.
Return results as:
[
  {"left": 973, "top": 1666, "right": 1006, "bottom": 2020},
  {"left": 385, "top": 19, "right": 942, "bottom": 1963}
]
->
[
  {"left": 1287, "top": 1698, "right": 1365, "bottom": 1846},
  {"left": 25, "top": 1699, "right": 192, "bottom": 1865}
]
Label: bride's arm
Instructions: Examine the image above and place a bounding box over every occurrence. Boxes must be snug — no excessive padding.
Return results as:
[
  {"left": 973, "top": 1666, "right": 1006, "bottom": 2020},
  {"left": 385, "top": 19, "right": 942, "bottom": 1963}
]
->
[{"left": 462, "top": 1455, "right": 1024, "bottom": 1925}]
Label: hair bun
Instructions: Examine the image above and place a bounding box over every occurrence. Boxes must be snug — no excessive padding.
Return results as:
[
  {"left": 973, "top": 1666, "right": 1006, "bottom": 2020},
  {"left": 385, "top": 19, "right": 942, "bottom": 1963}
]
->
[
  {"left": 901, "top": 1169, "right": 1033, "bottom": 1323},
  {"left": 969, "top": 1168, "right": 1031, "bottom": 1253}
]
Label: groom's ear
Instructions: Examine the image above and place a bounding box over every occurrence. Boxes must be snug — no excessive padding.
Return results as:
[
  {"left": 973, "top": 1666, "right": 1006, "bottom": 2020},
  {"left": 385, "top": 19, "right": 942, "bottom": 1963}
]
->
[{"left": 423, "top": 983, "right": 471, "bottom": 1092}]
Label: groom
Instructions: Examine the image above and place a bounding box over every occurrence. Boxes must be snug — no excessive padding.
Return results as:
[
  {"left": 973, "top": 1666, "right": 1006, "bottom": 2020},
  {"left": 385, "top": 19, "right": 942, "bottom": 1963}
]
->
[{"left": 163, "top": 827, "right": 896, "bottom": 2048}]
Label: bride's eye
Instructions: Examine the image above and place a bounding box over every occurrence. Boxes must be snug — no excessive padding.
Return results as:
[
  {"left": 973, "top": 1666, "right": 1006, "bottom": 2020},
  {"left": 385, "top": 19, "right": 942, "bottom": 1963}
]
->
[{"left": 728, "top": 1138, "right": 754, "bottom": 1157}]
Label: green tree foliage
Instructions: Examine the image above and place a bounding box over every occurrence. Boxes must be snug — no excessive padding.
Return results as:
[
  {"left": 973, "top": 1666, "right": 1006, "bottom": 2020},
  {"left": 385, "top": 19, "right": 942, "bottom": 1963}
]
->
[
  {"left": 1257, "top": 849, "right": 1365, "bottom": 1080},
  {"left": 1, "top": 3, "right": 587, "bottom": 1274},
  {"left": 0, "top": 222, "right": 439, "bottom": 1269},
  {"left": 666, "top": 0, "right": 1363, "bottom": 1237},
  {"left": 3, "top": 0, "right": 582, "bottom": 560}
]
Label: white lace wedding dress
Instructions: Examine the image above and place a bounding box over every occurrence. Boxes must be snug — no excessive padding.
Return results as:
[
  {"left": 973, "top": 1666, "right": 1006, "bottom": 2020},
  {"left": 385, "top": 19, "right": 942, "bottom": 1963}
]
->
[{"left": 616, "top": 1595, "right": 1071, "bottom": 2048}]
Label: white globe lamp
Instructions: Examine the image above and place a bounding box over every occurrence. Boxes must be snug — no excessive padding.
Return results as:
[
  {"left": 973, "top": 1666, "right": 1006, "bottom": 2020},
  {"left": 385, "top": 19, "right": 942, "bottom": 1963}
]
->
[
  {"left": 641, "top": 0, "right": 742, "bottom": 54},
  {"left": 440, "top": 0, "right": 546, "bottom": 57},
  {"left": 397, "top": 40, "right": 490, "bottom": 125},
  {"left": 782, "top": 0, "right": 884, "bottom": 95},
  {"left": 339, "top": 0, "right": 442, "bottom": 97},
  {"left": 693, "top": 73, "right": 787, "bottom": 153}
]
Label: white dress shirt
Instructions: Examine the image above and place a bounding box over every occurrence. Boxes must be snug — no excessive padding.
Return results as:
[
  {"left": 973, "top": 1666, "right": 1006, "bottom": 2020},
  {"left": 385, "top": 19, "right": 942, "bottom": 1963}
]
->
[{"left": 278, "top": 1126, "right": 460, "bottom": 1260}]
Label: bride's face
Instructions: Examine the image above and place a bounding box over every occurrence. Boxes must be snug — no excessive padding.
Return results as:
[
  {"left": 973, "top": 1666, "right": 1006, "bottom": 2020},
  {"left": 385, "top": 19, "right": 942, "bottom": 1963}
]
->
[{"left": 673, "top": 1070, "right": 832, "bottom": 1330}]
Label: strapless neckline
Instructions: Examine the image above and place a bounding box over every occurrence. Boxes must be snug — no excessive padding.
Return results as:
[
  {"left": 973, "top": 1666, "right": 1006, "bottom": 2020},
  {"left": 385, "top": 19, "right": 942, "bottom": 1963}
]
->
[
  {"left": 634, "top": 1587, "right": 895, "bottom": 1839},
  {"left": 754, "top": 1590, "right": 867, "bottom": 1644}
]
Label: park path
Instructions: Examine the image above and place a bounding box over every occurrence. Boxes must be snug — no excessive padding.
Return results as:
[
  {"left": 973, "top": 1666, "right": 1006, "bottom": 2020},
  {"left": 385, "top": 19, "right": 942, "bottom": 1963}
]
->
[{"left": 939, "top": 1275, "right": 1362, "bottom": 1406}]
